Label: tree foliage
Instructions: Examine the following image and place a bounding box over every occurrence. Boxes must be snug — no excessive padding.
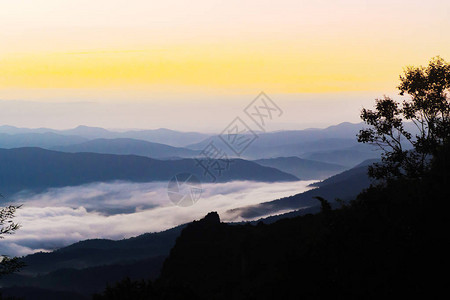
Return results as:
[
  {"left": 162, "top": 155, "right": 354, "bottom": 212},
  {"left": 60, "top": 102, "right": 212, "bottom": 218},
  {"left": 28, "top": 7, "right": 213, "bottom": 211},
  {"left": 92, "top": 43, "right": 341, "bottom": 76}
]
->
[
  {"left": 0, "top": 203, "right": 23, "bottom": 277},
  {"left": 358, "top": 56, "right": 450, "bottom": 180}
]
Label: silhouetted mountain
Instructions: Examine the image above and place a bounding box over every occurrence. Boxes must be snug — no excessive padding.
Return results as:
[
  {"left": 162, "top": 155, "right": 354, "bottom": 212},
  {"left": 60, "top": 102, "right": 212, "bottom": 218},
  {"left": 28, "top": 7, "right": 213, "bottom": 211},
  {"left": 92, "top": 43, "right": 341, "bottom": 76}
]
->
[
  {"left": 254, "top": 156, "right": 346, "bottom": 180},
  {"left": 61, "top": 126, "right": 210, "bottom": 147},
  {"left": 186, "top": 122, "right": 382, "bottom": 164},
  {"left": 189, "top": 135, "right": 376, "bottom": 162},
  {"left": 187, "top": 122, "right": 366, "bottom": 150},
  {"left": 310, "top": 158, "right": 380, "bottom": 188},
  {"left": 51, "top": 138, "right": 199, "bottom": 159},
  {"left": 153, "top": 167, "right": 447, "bottom": 299},
  {"left": 18, "top": 226, "right": 185, "bottom": 275},
  {"left": 60, "top": 125, "right": 113, "bottom": 139},
  {"left": 7, "top": 257, "right": 165, "bottom": 297},
  {"left": 228, "top": 159, "right": 375, "bottom": 219},
  {"left": 0, "top": 148, "right": 297, "bottom": 195},
  {"left": 0, "top": 122, "right": 413, "bottom": 157},
  {"left": 0, "top": 125, "right": 59, "bottom": 135},
  {"left": 303, "top": 145, "right": 382, "bottom": 167},
  {"left": 0, "top": 132, "right": 88, "bottom": 149},
  {"left": 244, "top": 138, "right": 365, "bottom": 159},
  {"left": 0, "top": 286, "right": 86, "bottom": 300},
  {"left": 0, "top": 123, "right": 381, "bottom": 165},
  {"left": 0, "top": 225, "right": 188, "bottom": 297},
  {"left": 0, "top": 226, "right": 185, "bottom": 296},
  {"left": 0, "top": 125, "right": 211, "bottom": 147},
  {"left": 134, "top": 147, "right": 448, "bottom": 299},
  {"left": 114, "top": 128, "right": 210, "bottom": 148}
]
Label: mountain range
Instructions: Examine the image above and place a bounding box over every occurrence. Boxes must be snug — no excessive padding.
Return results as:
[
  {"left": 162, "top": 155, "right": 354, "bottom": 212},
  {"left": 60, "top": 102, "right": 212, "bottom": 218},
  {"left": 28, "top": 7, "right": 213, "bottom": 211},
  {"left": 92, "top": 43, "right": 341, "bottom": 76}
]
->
[
  {"left": 0, "top": 147, "right": 297, "bottom": 196},
  {"left": 0, "top": 123, "right": 383, "bottom": 167},
  {"left": 0, "top": 125, "right": 210, "bottom": 147},
  {"left": 51, "top": 138, "right": 199, "bottom": 159},
  {"left": 0, "top": 132, "right": 88, "bottom": 149},
  {"left": 228, "top": 159, "right": 375, "bottom": 219},
  {"left": 254, "top": 156, "right": 346, "bottom": 180}
]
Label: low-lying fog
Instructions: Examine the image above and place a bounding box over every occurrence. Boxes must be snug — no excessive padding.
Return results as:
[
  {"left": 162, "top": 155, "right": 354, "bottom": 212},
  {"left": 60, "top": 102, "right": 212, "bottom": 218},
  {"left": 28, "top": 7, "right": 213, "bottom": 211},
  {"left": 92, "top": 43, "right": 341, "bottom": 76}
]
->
[{"left": 1, "top": 180, "right": 315, "bottom": 256}]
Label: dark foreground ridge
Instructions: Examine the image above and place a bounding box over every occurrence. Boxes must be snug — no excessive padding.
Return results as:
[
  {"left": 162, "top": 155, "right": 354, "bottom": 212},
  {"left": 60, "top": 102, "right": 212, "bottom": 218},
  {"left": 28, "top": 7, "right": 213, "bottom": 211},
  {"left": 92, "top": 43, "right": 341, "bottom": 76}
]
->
[{"left": 90, "top": 145, "right": 449, "bottom": 299}]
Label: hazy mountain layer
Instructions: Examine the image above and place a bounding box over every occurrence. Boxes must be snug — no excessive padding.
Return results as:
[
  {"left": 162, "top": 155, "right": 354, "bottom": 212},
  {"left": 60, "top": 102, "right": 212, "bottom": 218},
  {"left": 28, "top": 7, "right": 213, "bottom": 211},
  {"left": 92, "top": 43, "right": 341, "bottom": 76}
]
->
[
  {"left": 254, "top": 156, "right": 346, "bottom": 180},
  {"left": 0, "top": 125, "right": 210, "bottom": 147},
  {"left": 0, "top": 147, "right": 298, "bottom": 196},
  {"left": 51, "top": 138, "right": 199, "bottom": 159}
]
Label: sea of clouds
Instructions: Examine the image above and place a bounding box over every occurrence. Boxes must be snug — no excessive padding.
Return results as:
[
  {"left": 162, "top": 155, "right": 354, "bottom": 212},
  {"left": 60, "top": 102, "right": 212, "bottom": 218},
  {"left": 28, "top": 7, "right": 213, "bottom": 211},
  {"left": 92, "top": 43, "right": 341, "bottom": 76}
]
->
[{"left": 0, "top": 180, "right": 315, "bottom": 256}]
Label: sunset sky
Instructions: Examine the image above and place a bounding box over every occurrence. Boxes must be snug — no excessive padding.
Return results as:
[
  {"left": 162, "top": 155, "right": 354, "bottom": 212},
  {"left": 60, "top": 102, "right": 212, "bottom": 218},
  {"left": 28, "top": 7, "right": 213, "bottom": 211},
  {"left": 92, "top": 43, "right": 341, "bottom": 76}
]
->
[{"left": 0, "top": 0, "right": 449, "bottom": 130}]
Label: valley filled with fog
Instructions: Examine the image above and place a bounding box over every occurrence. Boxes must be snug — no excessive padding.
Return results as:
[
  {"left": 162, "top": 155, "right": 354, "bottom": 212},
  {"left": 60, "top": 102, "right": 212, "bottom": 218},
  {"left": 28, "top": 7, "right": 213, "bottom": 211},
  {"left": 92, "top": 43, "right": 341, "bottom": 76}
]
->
[{"left": 1, "top": 180, "right": 316, "bottom": 256}]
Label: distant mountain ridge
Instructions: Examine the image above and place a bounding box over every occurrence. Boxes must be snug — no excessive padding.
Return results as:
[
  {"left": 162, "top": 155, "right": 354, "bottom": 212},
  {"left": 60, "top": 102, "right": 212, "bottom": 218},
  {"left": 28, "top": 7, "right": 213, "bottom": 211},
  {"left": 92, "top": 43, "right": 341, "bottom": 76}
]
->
[
  {"left": 51, "top": 138, "right": 199, "bottom": 159},
  {"left": 0, "top": 125, "right": 210, "bottom": 147},
  {"left": 0, "top": 132, "right": 88, "bottom": 149},
  {"left": 186, "top": 122, "right": 366, "bottom": 150},
  {"left": 0, "top": 123, "right": 382, "bottom": 166},
  {"left": 227, "top": 159, "right": 375, "bottom": 219},
  {"left": 185, "top": 122, "right": 382, "bottom": 164},
  {"left": 0, "top": 147, "right": 298, "bottom": 196},
  {"left": 254, "top": 156, "right": 346, "bottom": 180},
  {"left": 303, "top": 146, "right": 382, "bottom": 167}
]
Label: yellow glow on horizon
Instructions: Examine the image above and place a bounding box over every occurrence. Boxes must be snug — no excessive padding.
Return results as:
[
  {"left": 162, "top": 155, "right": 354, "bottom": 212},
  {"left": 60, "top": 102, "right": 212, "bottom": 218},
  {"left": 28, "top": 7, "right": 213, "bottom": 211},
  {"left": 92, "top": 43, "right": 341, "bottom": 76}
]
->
[
  {"left": 1, "top": 0, "right": 449, "bottom": 98},
  {"left": 0, "top": 42, "right": 428, "bottom": 95}
]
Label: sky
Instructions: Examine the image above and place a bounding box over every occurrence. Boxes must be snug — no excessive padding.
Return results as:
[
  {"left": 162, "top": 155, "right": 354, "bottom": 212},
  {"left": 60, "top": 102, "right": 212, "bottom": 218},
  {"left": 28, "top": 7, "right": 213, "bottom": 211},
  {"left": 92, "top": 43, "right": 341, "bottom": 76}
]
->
[{"left": 1, "top": 0, "right": 449, "bottom": 130}]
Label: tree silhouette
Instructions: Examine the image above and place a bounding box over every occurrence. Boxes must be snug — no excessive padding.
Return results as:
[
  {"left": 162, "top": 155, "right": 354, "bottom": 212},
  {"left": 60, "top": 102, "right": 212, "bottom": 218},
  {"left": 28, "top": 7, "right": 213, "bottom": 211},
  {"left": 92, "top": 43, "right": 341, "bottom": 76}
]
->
[
  {"left": 314, "top": 196, "right": 331, "bottom": 214},
  {"left": 0, "top": 202, "right": 23, "bottom": 277},
  {"left": 358, "top": 56, "right": 450, "bottom": 180}
]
